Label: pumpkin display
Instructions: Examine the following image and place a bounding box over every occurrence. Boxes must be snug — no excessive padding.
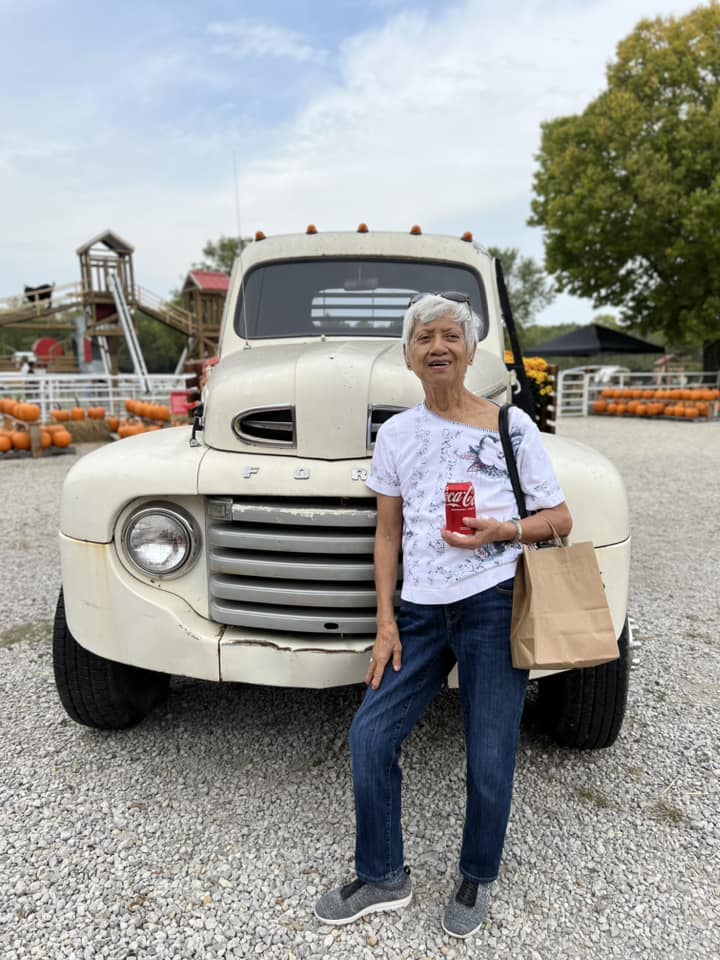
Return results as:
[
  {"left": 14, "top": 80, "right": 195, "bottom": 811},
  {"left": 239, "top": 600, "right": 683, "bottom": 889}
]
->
[{"left": 592, "top": 386, "right": 717, "bottom": 422}]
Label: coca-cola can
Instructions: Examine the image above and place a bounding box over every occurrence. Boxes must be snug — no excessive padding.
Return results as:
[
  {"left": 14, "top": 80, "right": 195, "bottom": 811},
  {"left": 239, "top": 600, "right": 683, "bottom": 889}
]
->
[{"left": 445, "top": 482, "right": 476, "bottom": 535}]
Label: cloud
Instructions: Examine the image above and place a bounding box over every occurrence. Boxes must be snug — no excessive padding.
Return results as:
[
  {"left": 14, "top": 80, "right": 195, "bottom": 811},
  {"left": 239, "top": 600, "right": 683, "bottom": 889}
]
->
[
  {"left": 0, "top": 0, "right": 706, "bottom": 330},
  {"left": 207, "top": 19, "right": 328, "bottom": 64}
]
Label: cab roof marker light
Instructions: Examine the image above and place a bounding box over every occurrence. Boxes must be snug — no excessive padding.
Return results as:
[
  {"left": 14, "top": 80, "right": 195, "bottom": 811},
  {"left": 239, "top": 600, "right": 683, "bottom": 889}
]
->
[
  {"left": 306, "top": 224, "right": 318, "bottom": 234},
  {"left": 410, "top": 225, "right": 423, "bottom": 235},
  {"left": 357, "top": 223, "right": 369, "bottom": 233},
  {"left": 461, "top": 231, "right": 473, "bottom": 242},
  {"left": 254, "top": 230, "right": 266, "bottom": 241}
]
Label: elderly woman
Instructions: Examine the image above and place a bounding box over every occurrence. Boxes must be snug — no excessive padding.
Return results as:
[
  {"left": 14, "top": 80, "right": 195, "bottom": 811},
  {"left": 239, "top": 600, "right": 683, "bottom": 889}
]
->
[{"left": 315, "top": 293, "right": 572, "bottom": 938}]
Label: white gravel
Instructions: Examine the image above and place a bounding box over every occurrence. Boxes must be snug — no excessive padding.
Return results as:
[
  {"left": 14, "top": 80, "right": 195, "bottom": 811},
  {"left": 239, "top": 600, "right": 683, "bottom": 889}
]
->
[{"left": 1, "top": 420, "right": 719, "bottom": 960}]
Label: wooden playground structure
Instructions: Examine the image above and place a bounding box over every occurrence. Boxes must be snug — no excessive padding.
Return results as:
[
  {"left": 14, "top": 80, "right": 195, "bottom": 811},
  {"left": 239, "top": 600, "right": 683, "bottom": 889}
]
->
[{"left": 0, "top": 230, "right": 229, "bottom": 374}]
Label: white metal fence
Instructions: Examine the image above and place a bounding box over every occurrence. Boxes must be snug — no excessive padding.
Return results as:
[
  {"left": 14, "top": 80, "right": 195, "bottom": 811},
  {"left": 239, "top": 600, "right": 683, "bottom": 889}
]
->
[
  {"left": 556, "top": 368, "right": 720, "bottom": 416},
  {"left": 0, "top": 373, "right": 194, "bottom": 423}
]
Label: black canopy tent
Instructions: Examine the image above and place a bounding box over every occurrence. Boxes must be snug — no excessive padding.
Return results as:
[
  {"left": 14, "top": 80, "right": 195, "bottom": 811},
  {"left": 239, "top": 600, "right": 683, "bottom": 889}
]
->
[{"left": 530, "top": 323, "right": 665, "bottom": 357}]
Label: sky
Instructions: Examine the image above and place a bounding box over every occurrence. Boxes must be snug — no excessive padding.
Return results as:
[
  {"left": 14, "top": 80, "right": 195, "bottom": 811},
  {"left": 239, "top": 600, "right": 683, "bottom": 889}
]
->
[{"left": 0, "top": 0, "right": 705, "bottom": 326}]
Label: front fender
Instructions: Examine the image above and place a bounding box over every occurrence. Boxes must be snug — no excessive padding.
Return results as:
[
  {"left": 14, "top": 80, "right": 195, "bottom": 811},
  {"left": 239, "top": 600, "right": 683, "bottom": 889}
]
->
[
  {"left": 543, "top": 434, "right": 629, "bottom": 546},
  {"left": 60, "top": 427, "right": 207, "bottom": 542}
]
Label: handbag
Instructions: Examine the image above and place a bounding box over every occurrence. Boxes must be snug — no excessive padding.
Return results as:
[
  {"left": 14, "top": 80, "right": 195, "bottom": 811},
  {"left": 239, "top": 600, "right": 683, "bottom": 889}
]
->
[{"left": 498, "top": 404, "right": 619, "bottom": 671}]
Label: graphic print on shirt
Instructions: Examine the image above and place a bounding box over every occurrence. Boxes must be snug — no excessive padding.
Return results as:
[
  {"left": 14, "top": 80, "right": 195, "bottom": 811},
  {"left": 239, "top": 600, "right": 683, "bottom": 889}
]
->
[{"left": 457, "top": 429, "right": 523, "bottom": 480}]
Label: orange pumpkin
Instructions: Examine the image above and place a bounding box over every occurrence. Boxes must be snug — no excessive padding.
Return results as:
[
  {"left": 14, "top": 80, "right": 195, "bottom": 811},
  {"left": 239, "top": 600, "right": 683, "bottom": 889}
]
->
[
  {"left": 52, "top": 429, "right": 73, "bottom": 448},
  {"left": 0, "top": 435, "right": 11, "bottom": 453},
  {"left": 71, "top": 407, "right": 85, "bottom": 421},
  {"left": 88, "top": 406, "right": 106, "bottom": 420},
  {"left": 108, "top": 417, "right": 120, "bottom": 432},
  {"left": 118, "top": 424, "right": 145, "bottom": 438},
  {"left": 11, "top": 430, "right": 31, "bottom": 450},
  {"left": 40, "top": 429, "right": 52, "bottom": 449},
  {"left": 19, "top": 403, "right": 41, "bottom": 422},
  {"left": 593, "top": 400, "right": 608, "bottom": 414},
  {"left": 51, "top": 409, "right": 71, "bottom": 422}
]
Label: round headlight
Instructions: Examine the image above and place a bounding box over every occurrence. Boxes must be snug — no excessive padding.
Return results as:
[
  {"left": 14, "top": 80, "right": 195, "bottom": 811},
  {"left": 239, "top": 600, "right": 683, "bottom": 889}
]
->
[{"left": 122, "top": 505, "right": 199, "bottom": 578}]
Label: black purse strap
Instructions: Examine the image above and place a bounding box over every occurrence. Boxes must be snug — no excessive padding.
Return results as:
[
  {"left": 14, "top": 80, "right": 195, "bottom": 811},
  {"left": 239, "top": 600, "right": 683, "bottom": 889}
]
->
[{"left": 499, "top": 403, "right": 528, "bottom": 519}]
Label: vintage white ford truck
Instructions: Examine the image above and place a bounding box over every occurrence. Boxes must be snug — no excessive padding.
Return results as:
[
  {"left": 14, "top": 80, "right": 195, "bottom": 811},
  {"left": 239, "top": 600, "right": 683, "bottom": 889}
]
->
[{"left": 54, "top": 228, "right": 631, "bottom": 748}]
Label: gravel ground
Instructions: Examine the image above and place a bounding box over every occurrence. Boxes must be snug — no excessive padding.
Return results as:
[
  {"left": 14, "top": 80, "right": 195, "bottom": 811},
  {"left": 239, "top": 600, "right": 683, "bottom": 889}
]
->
[{"left": 1, "top": 419, "right": 718, "bottom": 960}]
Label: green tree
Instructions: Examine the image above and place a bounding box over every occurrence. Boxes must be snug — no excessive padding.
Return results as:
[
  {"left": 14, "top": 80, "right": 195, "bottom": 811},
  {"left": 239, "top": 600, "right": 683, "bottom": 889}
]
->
[
  {"left": 118, "top": 315, "right": 186, "bottom": 373},
  {"left": 195, "top": 235, "right": 253, "bottom": 275},
  {"left": 488, "top": 246, "right": 555, "bottom": 326},
  {"left": 529, "top": 3, "right": 720, "bottom": 371}
]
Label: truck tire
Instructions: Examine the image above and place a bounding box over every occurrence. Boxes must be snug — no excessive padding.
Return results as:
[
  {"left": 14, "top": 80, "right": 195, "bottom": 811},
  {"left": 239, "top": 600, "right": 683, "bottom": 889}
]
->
[
  {"left": 535, "top": 618, "right": 630, "bottom": 750},
  {"left": 53, "top": 589, "right": 169, "bottom": 729}
]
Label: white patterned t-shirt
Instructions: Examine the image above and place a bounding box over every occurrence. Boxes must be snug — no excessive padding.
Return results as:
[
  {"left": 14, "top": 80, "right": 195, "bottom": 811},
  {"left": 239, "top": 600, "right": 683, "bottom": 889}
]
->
[{"left": 366, "top": 403, "right": 565, "bottom": 604}]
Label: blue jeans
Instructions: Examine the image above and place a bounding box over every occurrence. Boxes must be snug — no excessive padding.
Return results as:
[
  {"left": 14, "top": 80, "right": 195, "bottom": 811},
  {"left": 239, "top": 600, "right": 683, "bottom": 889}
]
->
[{"left": 349, "top": 579, "right": 528, "bottom": 885}]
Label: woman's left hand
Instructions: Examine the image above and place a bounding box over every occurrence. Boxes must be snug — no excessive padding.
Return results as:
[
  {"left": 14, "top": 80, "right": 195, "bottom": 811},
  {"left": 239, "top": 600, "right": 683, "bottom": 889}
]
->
[{"left": 441, "top": 515, "right": 510, "bottom": 550}]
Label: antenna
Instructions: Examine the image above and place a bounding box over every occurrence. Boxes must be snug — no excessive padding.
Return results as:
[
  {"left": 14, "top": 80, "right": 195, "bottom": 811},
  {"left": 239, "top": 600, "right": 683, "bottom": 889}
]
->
[{"left": 233, "top": 150, "right": 251, "bottom": 348}]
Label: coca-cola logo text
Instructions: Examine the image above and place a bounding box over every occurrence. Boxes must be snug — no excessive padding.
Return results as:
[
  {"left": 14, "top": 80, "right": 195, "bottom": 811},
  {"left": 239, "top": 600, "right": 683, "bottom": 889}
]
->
[{"left": 446, "top": 488, "right": 475, "bottom": 509}]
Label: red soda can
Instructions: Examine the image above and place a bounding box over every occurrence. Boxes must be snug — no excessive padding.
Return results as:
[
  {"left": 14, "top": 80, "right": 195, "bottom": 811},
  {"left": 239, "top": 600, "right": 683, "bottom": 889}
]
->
[{"left": 445, "top": 482, "right": 476, "bottom": 535}]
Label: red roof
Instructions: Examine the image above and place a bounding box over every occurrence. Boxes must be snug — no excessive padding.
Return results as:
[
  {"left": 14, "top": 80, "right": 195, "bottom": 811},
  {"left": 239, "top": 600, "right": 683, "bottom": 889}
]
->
[{"left": 188, "top": 270, "right": 230, "bottom": 292}]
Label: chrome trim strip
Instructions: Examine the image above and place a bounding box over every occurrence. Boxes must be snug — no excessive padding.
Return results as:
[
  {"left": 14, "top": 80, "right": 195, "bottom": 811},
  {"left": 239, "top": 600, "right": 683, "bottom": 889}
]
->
[{"left": 231, "top": 404, "right": 296, "bottom": 448}]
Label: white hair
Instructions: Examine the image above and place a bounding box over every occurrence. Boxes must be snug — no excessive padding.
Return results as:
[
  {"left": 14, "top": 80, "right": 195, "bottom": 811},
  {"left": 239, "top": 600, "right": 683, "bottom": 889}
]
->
[{"left": 401, "top": 294, "right": 482, "bottom": 353}]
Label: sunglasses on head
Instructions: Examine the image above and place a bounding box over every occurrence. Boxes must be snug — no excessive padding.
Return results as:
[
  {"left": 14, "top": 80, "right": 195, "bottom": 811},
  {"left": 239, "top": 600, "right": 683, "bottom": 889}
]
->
[{"left": 408, "top": 290, "right": 471, "bottom": 307}]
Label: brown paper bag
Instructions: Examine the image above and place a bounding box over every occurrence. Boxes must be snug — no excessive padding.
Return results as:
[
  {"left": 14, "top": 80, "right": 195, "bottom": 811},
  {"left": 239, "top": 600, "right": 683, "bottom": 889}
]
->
[{"left": 511, "top": 540, "right": 619, "bottom": 670}]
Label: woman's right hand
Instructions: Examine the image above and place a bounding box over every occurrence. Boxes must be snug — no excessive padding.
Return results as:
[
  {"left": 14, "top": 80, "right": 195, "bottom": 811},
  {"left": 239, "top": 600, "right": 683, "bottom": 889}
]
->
[{"left": 365, "top": 620, "right": 403, "bottom": 689}]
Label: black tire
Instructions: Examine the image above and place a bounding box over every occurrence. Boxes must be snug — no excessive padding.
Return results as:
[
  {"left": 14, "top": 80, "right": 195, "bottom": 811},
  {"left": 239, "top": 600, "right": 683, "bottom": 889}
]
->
[
  {"left": 53, "top": 589, "right": 169, "bottom": 729},
  {"left": 535, "top": 617, "right": 630, "bottom": 750}
]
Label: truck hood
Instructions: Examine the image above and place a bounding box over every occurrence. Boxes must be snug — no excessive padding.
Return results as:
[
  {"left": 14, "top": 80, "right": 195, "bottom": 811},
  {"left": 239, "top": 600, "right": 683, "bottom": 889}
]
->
[{"left": 202, "top": 339, "right": 509, "bottom": 459}]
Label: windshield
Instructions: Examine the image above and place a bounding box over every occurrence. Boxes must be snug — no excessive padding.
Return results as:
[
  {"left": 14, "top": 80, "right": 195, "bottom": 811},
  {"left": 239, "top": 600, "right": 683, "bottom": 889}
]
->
[{"left": 233, "top": 258, "right": 488, "bottom": 339}]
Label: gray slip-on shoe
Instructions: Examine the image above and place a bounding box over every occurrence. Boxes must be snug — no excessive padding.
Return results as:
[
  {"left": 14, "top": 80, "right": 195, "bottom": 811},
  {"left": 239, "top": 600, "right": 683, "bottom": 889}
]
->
[
  {"left": 314, "top": 867, "right": 412, "bottom": 926},
  {"left": 441, "top": 877, "right": 492, "bottom": 938}
]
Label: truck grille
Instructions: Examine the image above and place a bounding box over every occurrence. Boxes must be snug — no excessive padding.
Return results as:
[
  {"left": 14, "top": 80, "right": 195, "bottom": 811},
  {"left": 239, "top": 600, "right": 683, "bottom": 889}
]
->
[{"left": 207, "top": 497, "right": 398, "bottom": 636}]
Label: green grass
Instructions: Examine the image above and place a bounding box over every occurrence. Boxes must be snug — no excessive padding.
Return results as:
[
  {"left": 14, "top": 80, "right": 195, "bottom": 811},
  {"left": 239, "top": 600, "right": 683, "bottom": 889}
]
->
[{"left": 574, "top": 785, "right": 612, "bottom": 808}]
